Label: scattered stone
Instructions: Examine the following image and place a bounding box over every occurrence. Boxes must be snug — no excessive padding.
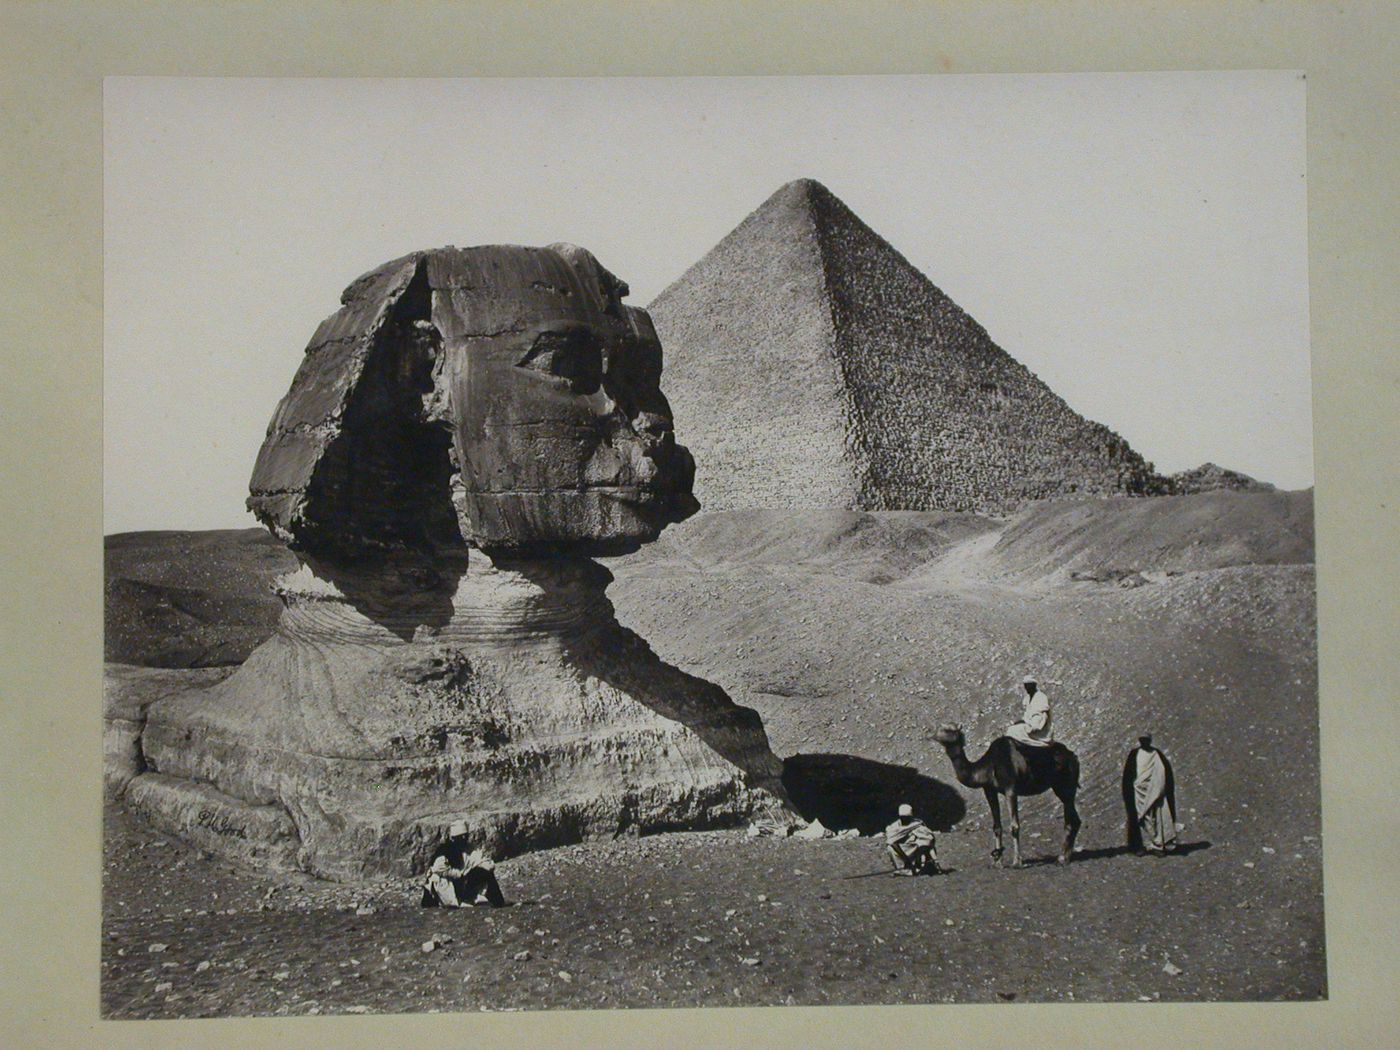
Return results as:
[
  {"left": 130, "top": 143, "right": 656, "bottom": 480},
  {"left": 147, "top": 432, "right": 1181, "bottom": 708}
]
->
[
  {"left": 154, "top": 982, "right": 173, "bottom": 994},
  {"left": 195, "top": 961, "right": 211, "bottom": 973},
  {"left": 557, "top": 970, "right": 574, "bottom": 983},
  {"left": 1163, "top": 962, "right": 1183, "bottom": 977},
  {"left": 148, "top": 943, "right": 168, "bottom": 954},
  {"left": 513, "top": 950, "right": 531, "bottom": 962},
  {"left": 421, "top": 941, "right": 437, "bottom": 954},
  {"left": 794, "top": 819, "right": 833, "bottom": 840},
  {"left": 355, "top": 906, "right": 376, "bottom": 916},
  {"left": 740, "top": 957, "right": 760, "bottom": 967},
  {"left": 345, "top": 1005, "right": 369, "bottom": 1014}
]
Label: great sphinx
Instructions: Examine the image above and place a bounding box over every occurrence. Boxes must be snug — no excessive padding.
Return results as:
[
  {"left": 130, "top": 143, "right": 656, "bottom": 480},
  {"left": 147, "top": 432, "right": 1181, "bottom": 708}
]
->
[{"left": 114, "top": 243, "right": 792, "bottom": 880}]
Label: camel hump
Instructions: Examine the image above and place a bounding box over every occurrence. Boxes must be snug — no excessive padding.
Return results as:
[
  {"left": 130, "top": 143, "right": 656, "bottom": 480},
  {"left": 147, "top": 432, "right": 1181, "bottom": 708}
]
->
[
  {"left": 1008, "top": 737, "right": 1075, "bottom": 772},
  {"left": 1006, "top": 736, "right": 1074, "bottom": 758}
]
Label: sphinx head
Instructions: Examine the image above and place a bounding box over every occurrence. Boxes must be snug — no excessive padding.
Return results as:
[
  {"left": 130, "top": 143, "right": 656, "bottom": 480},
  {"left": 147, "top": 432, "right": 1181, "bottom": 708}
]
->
[{"left": 248, "top": 243, "right": 697, "bottom": 564}]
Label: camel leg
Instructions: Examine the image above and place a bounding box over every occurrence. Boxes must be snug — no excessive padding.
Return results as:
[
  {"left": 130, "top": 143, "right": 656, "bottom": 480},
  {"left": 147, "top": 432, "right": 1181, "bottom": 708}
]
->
[
  {"left": 1008, "top": 792, "right": 1023, "bottom": 869},
  {"left": 1055, "top": 785, "right": 1082, "bottom": 865},
  {"left": 984, "top": 787, "right": 1004, "bottom": 867}
]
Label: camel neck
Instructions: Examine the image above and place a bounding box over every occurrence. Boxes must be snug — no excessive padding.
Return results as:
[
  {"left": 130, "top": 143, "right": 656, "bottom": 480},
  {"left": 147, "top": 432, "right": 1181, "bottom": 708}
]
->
[{"left": 942, "top": 740, "right": 985, "bottom": 788}]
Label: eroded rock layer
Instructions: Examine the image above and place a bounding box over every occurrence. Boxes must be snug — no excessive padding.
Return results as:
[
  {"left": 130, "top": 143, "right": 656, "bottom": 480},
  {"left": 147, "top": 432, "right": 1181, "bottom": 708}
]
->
[{"left": 123, "top": 558, "right": 788, "bottom": 880}]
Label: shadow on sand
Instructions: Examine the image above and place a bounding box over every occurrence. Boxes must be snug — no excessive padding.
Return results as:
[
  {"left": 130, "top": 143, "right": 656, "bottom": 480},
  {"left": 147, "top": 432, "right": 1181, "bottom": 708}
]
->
[
  {"left": 1020, "top": 839, "right": 1213, "bottom": 867},
  {"left": 781, "top": 753, "right": 966, "bottom": 835}
]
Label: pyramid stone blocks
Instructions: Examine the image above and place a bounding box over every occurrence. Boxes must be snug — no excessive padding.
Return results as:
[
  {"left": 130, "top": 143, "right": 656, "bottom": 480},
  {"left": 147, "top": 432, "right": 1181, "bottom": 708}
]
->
[{"left": 650, "top": 179, "right": 1161, "bottom": 514}]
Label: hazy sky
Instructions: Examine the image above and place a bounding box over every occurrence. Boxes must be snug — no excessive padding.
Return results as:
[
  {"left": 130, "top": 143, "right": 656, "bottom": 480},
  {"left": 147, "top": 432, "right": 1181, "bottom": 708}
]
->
[{"left": 105, "top": 73, "right": 1309, "bottom": 534}]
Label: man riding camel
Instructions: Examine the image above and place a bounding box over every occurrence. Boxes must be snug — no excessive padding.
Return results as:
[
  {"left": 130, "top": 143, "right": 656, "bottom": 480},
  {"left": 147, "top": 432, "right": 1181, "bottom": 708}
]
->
[{"left": 1005, "top": 674, "right": 1053, "bottom": 747}]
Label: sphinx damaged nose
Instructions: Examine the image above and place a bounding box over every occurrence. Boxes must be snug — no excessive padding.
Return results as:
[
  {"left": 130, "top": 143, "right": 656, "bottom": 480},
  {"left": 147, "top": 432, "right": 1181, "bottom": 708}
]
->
[{"left": 633, "top": 411, "right": 675, "bottom": 458}]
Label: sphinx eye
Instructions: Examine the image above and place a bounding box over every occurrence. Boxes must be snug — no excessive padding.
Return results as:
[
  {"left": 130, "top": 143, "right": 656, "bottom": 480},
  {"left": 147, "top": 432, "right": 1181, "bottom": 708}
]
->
[{"left": 517, "top": 327, "right": 603, "bottom": 393}]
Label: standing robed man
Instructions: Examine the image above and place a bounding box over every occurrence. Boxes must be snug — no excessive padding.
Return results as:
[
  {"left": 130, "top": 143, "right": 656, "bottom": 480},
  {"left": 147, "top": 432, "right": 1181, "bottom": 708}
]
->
[{"left": 1122, "top": 735, "right": 1179, "bottom": 854}]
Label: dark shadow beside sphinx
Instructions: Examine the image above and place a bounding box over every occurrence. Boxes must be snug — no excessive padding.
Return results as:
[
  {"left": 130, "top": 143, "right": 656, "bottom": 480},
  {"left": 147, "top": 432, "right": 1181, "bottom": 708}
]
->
[{"left": 781, "top": 752, "right": 967, "bottom": 834}]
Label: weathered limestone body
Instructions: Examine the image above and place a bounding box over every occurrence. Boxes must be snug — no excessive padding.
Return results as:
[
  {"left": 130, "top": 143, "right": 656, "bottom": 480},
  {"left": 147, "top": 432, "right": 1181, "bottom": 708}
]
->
[{"left": 115, "top": 243, "right": 791, "bottom": 879}]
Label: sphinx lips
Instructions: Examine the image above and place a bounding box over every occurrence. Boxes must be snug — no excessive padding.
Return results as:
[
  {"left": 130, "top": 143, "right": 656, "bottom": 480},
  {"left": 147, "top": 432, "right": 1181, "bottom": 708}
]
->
[{"left": 597, "top": 484, "right": 699, "bottom": 523}]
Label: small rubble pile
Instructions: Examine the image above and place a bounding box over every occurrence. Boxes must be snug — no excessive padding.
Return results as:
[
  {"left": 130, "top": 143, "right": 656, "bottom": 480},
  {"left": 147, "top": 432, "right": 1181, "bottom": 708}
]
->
[
  {"left": 746, "top": 816, "right": 859, "bottom": 840},
  {"left": 1166, "top": 462, "right": 1274, "bottom": 495}
]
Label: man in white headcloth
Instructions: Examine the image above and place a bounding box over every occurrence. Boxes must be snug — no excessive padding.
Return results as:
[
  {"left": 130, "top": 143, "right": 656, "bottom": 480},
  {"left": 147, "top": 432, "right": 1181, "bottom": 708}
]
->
[
  {"left": 1121, "top": 735, "right": 1180, "bottom": 855},
  {"left": 1005, "top": 674, "right": 1053, "bottom": 747},
  {"left": 885, "top": 802, "right": 940, "bottom": 875},
  {"left": 421, "top": 819, "right": 506, "bottom": 907}
]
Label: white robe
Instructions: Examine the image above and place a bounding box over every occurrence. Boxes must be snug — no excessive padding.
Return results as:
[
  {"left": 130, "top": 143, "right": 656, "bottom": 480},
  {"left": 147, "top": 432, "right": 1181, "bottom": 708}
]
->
[
  {"left": 425, "top": 856, "right": 464, "bottom": 907},
  {"left": 1006, "top": 689, "right": 1053, "bottom": 746},
  {"left": 1134, "top": 748, "right": 1178, "bottom": 850}
]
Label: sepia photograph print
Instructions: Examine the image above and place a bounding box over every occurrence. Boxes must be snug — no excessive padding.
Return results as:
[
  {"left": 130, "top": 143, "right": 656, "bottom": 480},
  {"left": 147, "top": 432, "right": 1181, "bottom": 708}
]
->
[{"left": 101, "top": 72, "right": 1320, "bottom": 1018}]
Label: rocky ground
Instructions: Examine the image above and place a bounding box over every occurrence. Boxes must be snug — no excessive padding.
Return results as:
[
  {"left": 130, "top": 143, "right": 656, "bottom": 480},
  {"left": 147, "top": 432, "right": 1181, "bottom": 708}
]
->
[
  {"left": 102, "top": 493, "right": 1324, "bottom": 1016},
  {"left": 102, "top": 798, "right": 1322, "bottom": 1018}
]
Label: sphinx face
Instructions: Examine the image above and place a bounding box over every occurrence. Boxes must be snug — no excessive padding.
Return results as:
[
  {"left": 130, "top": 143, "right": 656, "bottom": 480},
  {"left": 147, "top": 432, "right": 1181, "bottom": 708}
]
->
[
  {"left": 248, "top": 243, "right": 697, "bottom": 563},
  {"left": 430, "top": 244, "right": 698, "bottom": 554}
]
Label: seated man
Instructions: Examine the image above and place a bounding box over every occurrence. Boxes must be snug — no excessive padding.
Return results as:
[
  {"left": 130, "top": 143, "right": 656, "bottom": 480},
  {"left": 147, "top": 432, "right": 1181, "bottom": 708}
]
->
[
  {"left": 1005, "top": 674, "right": 1053, "bottom": 747},
  {"left": 421, "top": 820, "right": 507, "bottom": 908},
  {"left": 885, "top": 803, "right": 940, "bottom": 876}
]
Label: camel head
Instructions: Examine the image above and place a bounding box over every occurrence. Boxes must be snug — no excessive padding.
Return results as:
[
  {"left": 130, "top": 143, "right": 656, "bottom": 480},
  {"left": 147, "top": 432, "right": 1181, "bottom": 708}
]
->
[{"left": 933, "top": 724, "right": 965, "bottom": 748}]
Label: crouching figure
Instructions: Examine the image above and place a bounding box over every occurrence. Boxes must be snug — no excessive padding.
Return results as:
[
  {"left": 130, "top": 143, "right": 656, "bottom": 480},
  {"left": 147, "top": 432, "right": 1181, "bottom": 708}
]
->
[
  {"left": 885, "top": 803, "right": 940, "bottom": 876},
  {"left": 421, "top": 820, "right": 507, "bottom": 907}
]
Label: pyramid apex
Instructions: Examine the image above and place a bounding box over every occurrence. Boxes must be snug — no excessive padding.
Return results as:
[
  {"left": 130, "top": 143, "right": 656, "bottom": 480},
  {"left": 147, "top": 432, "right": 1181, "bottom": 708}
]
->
[
  {"left": 765, "top": 177, "right": 837, "bottom": 206},
  {"left": 779, "top": 176, "right": 829, "bottom": 193}
]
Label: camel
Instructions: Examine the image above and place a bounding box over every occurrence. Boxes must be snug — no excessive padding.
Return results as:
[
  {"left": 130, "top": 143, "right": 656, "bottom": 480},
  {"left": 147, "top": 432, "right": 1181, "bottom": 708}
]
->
[{"left": 933, "top": 724, "right": 1081, "bottom": 868}]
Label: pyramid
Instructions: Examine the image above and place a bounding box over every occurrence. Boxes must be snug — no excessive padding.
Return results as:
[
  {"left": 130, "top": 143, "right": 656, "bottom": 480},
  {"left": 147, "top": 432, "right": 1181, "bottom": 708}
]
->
[{"left": 649, "top": 179, "right": 1161, "bottom": 513}]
